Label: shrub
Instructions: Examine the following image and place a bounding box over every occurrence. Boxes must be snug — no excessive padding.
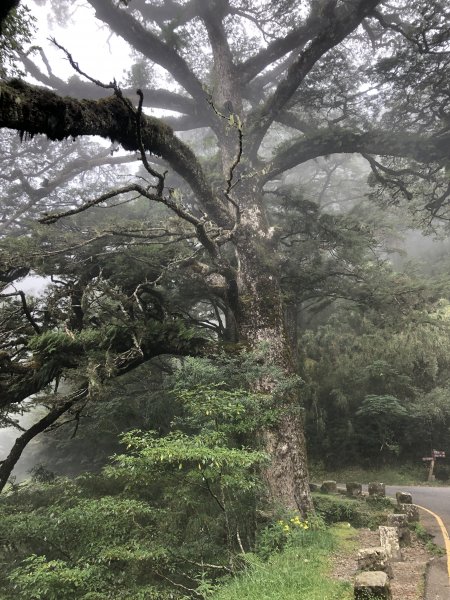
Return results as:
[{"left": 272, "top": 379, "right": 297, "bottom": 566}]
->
[{"left": 312, "top": 494, "right": 391, "bottom": 528}]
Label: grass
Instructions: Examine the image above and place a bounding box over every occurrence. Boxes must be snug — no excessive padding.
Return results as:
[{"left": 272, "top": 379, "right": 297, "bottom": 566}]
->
[
  {"left": 411, "top": 522, "right": 446, "bottom": 557},
  {"left": 211, "top": 526, "right": 354, "bottom": 600},
  {"left": 309, "top": 463, "right": 427, "bottom": 486}
]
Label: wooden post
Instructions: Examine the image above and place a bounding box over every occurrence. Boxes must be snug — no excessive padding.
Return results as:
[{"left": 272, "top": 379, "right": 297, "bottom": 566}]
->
[{"left": 428, "top": 458, "right": 435, "bottom": 482}]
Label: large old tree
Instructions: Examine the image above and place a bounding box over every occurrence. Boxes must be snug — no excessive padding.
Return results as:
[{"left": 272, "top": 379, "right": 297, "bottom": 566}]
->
[{"left": 0, "top": 0, "right": 449, "bottom": 513}]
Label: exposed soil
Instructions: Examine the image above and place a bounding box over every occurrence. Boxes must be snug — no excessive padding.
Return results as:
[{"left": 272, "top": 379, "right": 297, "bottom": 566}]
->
[{"left": 332, "top": 528, "right": 432, "bottom": 600}]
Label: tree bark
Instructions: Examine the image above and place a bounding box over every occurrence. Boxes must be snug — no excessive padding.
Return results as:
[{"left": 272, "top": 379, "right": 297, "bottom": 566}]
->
[{"left": 233, "top": 179, "right": 314, "bottom": 514}]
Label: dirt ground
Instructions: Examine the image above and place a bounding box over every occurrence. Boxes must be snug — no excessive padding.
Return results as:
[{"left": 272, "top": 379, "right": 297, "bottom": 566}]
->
[{"left": 332, "top": 528, "right": 432, "bottom": 600}]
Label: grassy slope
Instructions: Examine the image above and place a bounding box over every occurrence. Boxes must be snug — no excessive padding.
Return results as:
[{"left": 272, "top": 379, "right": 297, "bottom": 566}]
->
[
  {"left": 309, "top": 464, "right": 427, "bottom": 485},
  {"left": 211, "top": 525, "right": 355, "bottom": 600}
]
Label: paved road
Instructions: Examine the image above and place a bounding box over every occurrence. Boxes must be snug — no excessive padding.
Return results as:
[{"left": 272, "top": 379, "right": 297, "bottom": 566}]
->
[{"left": 385, "top": 485, "right": 450, "bottom": 527}]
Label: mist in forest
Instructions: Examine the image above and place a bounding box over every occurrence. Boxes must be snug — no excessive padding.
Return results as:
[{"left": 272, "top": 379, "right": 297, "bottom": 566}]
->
[{"left": 1, "top": 0, "right": 450, "bottom": 596}]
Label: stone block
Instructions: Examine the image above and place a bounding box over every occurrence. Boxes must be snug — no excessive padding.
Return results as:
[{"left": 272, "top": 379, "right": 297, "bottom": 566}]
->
[
  {"left": 354, "top": 571, "right": 392, "bottom": 599},
  {"left": 320, "top": 480, "right": 337, "bottom": 493},
  {"left": 368, "top": 482, "right": 386, "bottom": 497},
  {"left": 396, "top": 491, "right": 412, "bottom": 504},
  {"left": 386, "top": 514, "right": 411, "bottom": 545},
  {"left": 398, "top": 503, "right": 420, "bottom": 523},
  {"left": 379, "top": 526, "right": 402, "bottom": 561},
  {"left": 347, "top": 482, "right": 363, "bottom": 497},
  {"left": 309, "top": 482, "right": 320, "bottom": 492},
  {"left": 357, "top": 546, "right": 393, "bottom": 578},
  {"left": 387, "top": 514, "right": 408, "bottom": 528}
]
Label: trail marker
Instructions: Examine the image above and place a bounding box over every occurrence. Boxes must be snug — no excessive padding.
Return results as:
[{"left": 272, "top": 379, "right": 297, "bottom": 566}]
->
[{"left": 424, "top": 450, "right": 446, "bottom": 481}]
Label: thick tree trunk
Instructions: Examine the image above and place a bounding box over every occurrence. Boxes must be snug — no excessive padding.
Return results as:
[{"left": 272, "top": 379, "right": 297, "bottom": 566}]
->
[{"left": 233, "top": 180, "right": 313, "bottom": 515}]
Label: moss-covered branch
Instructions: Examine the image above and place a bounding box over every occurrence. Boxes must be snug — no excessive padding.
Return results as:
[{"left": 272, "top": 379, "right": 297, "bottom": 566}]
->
[
  {"left": 0, "top": 79, "right": 231, "bottom": 227},
  {"left": 265, "top": 127, "right": 450, "bottom": 180}
]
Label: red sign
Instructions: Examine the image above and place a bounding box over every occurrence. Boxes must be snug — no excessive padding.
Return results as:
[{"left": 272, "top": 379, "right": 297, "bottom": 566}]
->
[{"left": 432, "top": 450, "right": 446, "bottom": 458}]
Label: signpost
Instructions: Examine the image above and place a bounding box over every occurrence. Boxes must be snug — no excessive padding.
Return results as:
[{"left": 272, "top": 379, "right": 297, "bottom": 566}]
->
[
  {"left": 432, "top": 450, "right": 446, "bottom": 458},
  {"left": 423, "top": 450, "right": 446, "bottom": 481}
]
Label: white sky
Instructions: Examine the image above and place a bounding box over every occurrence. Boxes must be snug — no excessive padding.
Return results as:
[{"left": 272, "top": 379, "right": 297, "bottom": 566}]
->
[{"left": 29, "top": 1, "right": 133, "bottom": 84}]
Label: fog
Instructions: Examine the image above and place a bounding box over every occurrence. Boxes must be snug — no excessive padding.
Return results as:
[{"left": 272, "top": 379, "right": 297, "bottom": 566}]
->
[{"left": 0, "top": 405, "right": 46, "bottom": 481}]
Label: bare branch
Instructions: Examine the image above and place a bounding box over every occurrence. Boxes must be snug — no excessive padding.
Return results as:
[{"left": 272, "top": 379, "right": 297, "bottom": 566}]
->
[
  {"left": 247, "top": 0, "right": 382, "bottom": 155},
  {"left": 39, "top": 185, "right": 146, "bottom": 224},
  {"left": 0, "top": 387, "right": 89, "bottom": 494},
  {"left": 51, "top": 38, "right": 116, "bottom": 90},
  {"left": 39, "top": 182, "right": 221, "bottom": 261},
  {"left": 201, "top": 470, "right": 226, "bottom": 512},
  {"left": 0, "top": 290, "right": 41, "bottom": 334},
  {"left": 136, "top": 89, "right": 166, "bottom": 195},
  {"left": 208, "top": 102, "right": 243, "bottom": 223}
]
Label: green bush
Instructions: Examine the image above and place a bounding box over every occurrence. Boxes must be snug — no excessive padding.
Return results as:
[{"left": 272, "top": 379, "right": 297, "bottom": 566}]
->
[
  {"left": 312, "top": 494, "right": 391, "bottom": 528},
  {"left": 255, "top": 513, "right": 325, "bottom": 560},
  {"left": 0, "top": 375, "right": 271, "bottom": 599}
]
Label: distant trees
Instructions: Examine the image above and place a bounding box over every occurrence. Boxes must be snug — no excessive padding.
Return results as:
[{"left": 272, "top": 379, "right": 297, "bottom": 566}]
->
[{"left": 302, "top": 300, "right": 450, "bottom": 466}]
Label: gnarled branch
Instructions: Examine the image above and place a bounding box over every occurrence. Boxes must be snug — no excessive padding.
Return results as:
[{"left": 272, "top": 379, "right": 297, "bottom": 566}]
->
[
  {"left": 265, "top": 128, "right": 450, "bottom": 181},
  {"left": 247, "top": 0, "right": 382, "bottom": 155},
  {"left": 0, "top": 79, "right": 232, "bottom": 227}
]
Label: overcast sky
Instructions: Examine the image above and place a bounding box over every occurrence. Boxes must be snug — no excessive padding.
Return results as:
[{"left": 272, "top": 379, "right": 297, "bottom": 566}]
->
[{"left": 30, "top": 1, "right": 132, "bottom": 84}]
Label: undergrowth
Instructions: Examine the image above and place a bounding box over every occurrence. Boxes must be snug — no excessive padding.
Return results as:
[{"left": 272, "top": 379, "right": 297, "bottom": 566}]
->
[
  {"left": 411, "top": 523, "right": 445, "bottom": 556},
  {"left": 211, "top": 525, "right": 353, "bottom": 600},
  {"left": 309, "top": 463, "right": 427, "bottom": 485},
  {"left": 313, "top": 493, "right": 395, "bottom": 529}
]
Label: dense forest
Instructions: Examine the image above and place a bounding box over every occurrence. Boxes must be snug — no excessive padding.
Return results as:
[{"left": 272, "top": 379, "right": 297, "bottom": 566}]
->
[{"left": 0, "top": 0, "right": 449, "bottom": 597}]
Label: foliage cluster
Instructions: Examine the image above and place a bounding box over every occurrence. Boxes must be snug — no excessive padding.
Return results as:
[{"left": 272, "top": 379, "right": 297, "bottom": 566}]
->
[
  {"left": 0, "top": 357, "right": 278, "bottom": 599},
  {"left": 301, "top": 301, "right": 450, "bottom": 468},
  {"left": 0, "top": 4, "right": 35, "bottom": 78}
]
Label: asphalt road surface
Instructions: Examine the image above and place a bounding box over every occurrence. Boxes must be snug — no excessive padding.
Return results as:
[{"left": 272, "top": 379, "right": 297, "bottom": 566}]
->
[{"left": 385, "top": 485, "right": 450, "bottom": 528}]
